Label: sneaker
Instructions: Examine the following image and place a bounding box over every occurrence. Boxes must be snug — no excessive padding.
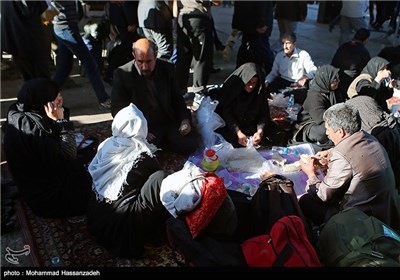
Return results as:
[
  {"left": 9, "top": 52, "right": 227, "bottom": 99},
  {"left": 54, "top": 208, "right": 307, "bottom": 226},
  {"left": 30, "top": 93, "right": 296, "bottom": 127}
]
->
[{"left": 99, "top": 98, "right": 111, "bottom": 110}]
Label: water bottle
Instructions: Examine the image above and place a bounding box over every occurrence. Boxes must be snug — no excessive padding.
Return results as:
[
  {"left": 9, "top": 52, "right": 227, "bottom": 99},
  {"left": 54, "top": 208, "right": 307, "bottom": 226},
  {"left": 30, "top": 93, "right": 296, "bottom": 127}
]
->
[
  {"left": 286, "top": 94, "right": 297, "bottom": 122},
  {"left": 382, "top": 77, "right": 391, "bottom": 87},
  {"left": 201, "top": 149, "right": 220, "bottom": 172},
  {"left": 287, "top": 94, "right": 295, "bottom": 108}
]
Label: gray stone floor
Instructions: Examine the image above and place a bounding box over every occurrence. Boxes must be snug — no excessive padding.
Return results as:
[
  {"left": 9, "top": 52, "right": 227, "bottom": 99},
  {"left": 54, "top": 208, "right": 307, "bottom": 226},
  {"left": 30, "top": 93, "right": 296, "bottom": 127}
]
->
[{"left": 1, "top": 3, "right": 399, "bottom": 268}]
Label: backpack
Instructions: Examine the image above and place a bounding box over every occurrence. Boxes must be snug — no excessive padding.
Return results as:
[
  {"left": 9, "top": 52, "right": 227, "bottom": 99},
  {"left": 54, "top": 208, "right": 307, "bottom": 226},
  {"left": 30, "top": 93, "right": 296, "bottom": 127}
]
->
[
  {"left": 241, "top": 215, "right": 321, "bottom": 267},
  {"left": 318, "top": 207, "right": 400, "bottom": 267}
]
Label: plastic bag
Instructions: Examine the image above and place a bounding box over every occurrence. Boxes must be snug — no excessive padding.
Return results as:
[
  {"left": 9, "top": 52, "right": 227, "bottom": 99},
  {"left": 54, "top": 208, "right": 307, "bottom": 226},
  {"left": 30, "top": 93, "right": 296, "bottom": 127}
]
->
[
  {"left": 268, "top": 93, "right": 289, "bottom": 108},
  {"left": 218, "top": 143, "right": 267, "bottom": 173},
  {"left": 196, "top": 96, "right": 226, "bottom": 148},
  {"left": 160, "top": 162, "right": 205, "bottom": 218}
]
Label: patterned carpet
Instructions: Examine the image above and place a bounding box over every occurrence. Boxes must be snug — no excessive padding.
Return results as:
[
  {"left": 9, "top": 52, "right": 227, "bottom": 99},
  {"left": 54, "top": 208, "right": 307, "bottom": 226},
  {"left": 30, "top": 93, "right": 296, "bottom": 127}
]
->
[{"left": 15, "top": 120, "right": 188, "bottom": 267}]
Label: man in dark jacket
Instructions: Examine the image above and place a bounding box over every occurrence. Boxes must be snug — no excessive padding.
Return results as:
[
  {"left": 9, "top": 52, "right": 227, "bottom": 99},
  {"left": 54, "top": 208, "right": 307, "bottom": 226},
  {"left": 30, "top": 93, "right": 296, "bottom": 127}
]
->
[{"left": 111, "top": 38, "right": 199, "bottom": 155}]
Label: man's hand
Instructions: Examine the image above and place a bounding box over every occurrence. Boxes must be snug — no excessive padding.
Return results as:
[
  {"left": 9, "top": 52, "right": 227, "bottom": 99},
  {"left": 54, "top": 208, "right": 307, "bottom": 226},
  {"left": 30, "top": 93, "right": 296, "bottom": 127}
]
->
[
  {"left": 300, "top": 158, "right": 317, "bottom": 178},
  {"left": 296, "top": 75, "right": 308, "bottom": 87},
  {"left": 179, "top": 119, "right": 191, "bottom": 135},
  {"left": 256, "top": 25, "right": 267, "bottom": 34},
  {"left": 127, "top": 24, "right": 137, "bottom": 33},
  {"left": 147, "top": 132, "right": 156, "bottom": 142}
]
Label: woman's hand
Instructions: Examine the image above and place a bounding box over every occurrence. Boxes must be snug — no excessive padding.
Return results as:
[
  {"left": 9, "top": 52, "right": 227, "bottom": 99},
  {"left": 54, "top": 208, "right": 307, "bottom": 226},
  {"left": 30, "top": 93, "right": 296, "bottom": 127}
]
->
[
  {"left": 375, "top": 69, "right": 391, "bottom": 84},
  {"left": 237, "top": 131, "right": 248, "bottom": 147},
  {"left": 252, "top": 131, "right": 263, "bottom": 146},
  {"left": 44, "top": 101, "right": 64, "bottom": 121}
]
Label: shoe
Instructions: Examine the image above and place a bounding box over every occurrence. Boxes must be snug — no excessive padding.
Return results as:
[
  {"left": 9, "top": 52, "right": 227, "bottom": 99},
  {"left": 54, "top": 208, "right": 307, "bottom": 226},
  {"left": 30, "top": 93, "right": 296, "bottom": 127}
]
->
[{"left": 99, "top": 98, "right": 111, "bottom": 110}]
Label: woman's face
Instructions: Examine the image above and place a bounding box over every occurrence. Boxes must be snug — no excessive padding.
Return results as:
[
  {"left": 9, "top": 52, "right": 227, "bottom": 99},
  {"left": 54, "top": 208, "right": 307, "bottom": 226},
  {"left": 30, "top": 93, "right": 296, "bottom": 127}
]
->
[
  {"left": 330, "top": 75, "right": 339, "bottom": 91},
  {"left": 244, "top": 77, "right": 258, "bottom": 93}
]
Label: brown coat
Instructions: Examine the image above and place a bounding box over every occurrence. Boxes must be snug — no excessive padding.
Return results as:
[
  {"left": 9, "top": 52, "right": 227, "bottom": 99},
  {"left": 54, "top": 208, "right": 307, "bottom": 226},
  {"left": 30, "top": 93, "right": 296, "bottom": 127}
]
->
[{"left": 317, "top": 131, "right": 400, "bottom": 230}]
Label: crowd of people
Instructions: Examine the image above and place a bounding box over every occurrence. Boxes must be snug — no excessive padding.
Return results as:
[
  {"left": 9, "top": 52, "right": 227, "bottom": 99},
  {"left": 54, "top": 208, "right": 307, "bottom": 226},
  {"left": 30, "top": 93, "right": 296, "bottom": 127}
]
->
[{"left": 2, "top": 0, "right": 400, "bottom": 263}]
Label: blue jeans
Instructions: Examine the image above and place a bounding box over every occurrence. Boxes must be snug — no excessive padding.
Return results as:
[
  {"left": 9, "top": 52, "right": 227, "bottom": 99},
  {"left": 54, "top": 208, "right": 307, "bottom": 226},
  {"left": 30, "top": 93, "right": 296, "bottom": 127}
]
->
[{"left": 53, "top": 25, "right": 108, "bottom": 103}]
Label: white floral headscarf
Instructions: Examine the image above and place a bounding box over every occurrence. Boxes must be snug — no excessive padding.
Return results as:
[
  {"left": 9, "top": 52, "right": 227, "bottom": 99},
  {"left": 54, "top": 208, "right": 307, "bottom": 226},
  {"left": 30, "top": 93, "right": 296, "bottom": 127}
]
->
[{"left": 89, "top": 103, "right": 158, "bottom": 202}]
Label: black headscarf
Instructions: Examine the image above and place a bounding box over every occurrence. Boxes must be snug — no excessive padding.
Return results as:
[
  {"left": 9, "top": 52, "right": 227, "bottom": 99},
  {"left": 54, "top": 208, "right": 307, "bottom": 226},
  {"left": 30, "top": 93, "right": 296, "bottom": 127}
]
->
[
  {"left": 219, "top": 62, "right": 262, "bottom": 109},
  {"left": 16, "top": 78, "right": 59, "bottom": 116},
  {"left": 361, "top": 57, "right": 389, "bottom": 78},
  {"left": 309, "top": 65, "right": 340, "bottom": 94},
  {"left": 224, "top": 62, "right": 260, "bottom": 87}
]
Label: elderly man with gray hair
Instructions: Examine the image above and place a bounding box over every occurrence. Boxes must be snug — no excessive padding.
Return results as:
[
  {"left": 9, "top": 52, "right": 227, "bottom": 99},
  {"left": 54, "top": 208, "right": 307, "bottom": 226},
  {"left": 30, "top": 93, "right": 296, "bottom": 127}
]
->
[{"left": 299, "top": 103, "right": 400, "bottom": 231}]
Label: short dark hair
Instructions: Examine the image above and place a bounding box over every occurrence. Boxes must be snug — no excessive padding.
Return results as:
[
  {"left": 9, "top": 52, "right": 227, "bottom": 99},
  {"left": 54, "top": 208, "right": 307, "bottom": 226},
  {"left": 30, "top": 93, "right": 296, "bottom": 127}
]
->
[
  {"left": 354, "top": 28, "right": 370, "bottom": 42},
  {"left": 281, "top": 32, "right": 296, "bottom": 43}
]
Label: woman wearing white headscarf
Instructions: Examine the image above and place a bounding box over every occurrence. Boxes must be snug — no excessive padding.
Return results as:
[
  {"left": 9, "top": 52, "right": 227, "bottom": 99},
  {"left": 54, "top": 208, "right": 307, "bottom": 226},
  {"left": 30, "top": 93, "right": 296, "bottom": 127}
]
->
[{"left": 86, "top": 103, "right": 170, "bottom": 258}]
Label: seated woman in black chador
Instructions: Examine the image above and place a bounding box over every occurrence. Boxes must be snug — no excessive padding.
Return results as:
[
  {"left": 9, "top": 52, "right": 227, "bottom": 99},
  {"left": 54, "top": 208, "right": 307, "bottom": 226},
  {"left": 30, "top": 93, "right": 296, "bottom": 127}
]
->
[
  {"left": 293, "top": 65, "right": 343, "bottom": 152},
  {"left": 215, "top": 62, "right": 274, "bottom": 148},
  {"left": 4, "top": 79, "right": 92, "bottom": 218}
]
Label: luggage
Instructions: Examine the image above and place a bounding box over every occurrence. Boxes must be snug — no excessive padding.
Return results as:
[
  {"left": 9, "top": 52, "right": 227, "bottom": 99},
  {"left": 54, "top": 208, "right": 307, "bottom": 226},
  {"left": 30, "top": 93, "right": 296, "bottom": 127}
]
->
[
  {"left": 318, "top": 207, "right": 400, "bottom": 267},
  {"left": 241, "top": 215, "right": 321, "bottom": 267}
]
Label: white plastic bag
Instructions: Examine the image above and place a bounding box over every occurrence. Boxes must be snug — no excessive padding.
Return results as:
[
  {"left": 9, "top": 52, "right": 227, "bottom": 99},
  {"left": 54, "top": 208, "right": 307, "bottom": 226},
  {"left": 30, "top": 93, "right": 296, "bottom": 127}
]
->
[
  {"left": 159, "top": 162, "right": 205, "bottom": 218},
  {"left": 268, "top": 92, "right": 289, "bottom": 108},
  {"left": 196, "top": 96, "right": 226, "bottom": 148},
  {"left": 217, "top": 143, "right": 267, "bottom": 173}
]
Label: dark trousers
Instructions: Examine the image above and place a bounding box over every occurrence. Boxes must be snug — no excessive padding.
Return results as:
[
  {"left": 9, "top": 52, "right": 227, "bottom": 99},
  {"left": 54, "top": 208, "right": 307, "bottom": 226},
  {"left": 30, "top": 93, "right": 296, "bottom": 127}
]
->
[
  {"left": 299, "top": 192, "right": 339, "bottom": 226},
  {"left": 267, "top": 77, "right": 293, "bottom": 94},
  {"left": 176, "top": 14, "right": 213, "bottom": 94},
  {"left": 53, "top": 25, "right": 108, "bottom": 103},
  {"left": 150, "top": 122, "right": 200, "bottom": 156},
  {"left": 236, "top": 32, "right": 274, "bottom": 76}
]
